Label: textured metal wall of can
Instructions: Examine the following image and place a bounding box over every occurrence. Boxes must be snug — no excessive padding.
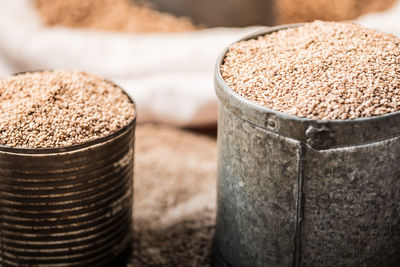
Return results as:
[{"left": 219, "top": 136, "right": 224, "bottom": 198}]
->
[
  {"left": 213, "top": 25, "right": 400, "bottom": 267},
  {"left": 0, "top": 97, "right": 136, "bottom": 266}
]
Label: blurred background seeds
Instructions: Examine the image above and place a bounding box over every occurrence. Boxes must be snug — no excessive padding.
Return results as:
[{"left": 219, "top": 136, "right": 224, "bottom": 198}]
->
[
  {"left": 34, "top": 0, "right": 399, "bottom": 30},
  {"left": 277, "top": 0, "right": 398, "bottom": 24},
  {"left": 34, "top": 0, "right": 197, "bottom": 33},
  {"left": 1, "top": 0, "right": 400, "bottom": 266},
  {"left": 131, "top": 124, "right": 217, "bottom": 266}
]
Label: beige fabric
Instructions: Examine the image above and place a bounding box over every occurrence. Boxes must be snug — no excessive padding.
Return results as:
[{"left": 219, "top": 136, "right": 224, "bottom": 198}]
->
[
  {"left": 356, "top": 0, "right": 400, "bottom": 34},
  {"left": 0, "top": 0, "right": 257, "bottom": 127},
  {"left": 0, "top": 1, "right": 399, "bottom": 127}
]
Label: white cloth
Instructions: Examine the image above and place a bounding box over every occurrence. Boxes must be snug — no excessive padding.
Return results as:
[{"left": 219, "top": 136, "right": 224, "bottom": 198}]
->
[
  {"left": 0, "top": 0, "right": 257, "bottom": 126},
  {"left": 356, "top": 1, "right": 400, "bottom": 36},
  {"left": 0, "top": 0, "right": 399, "bottom": 126}
]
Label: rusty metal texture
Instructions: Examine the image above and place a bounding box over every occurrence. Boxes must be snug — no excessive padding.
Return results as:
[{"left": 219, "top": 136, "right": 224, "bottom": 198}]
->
[
  {"left": 142, "top": 0, "right": 275, "bottom": 27},
  {"left": 213, "top": 25, "right": 400, "bottom": 267},
  {"left": 0, "top": 75, "right": 136, "bottom": 266}
]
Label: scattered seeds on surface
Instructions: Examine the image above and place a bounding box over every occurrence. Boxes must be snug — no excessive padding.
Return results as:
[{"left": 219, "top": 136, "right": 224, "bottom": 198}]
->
[{"left": 130, "top": 124, "right": 217, "bottom": 267}]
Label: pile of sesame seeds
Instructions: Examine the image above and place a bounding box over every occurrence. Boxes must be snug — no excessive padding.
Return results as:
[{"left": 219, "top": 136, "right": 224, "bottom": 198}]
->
[
  {"left": 34, "top": 0, "right": 197, "bottom": 33},
  {"left": 221, "top": 21, "right": 400, "bottom": 120},
  {"left": 0, "top": 71, "right": 135, "bottom": 149},
  {"left": 276, "top": 0, "right": 398, "bottom": 24}
]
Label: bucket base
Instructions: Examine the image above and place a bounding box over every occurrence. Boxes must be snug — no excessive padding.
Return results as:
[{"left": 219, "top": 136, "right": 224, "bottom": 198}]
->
[
  {"left": 109, "top": 238, "right": 132, "bottom": 267},
  {"left": 212, "top": 246, "right": 233, "bottom": 267}
]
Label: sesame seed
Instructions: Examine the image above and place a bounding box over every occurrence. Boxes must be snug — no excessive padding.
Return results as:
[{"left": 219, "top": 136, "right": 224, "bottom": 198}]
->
[
  {"left": 0, "top": 71, "right": 135, "bottom": 149},
  {"left": 34, "top": 0, "right": 197, "bottom": 33},
  {"left": 276, "top": 0, "right": 397, "bottom": 24},
  {"left": 221, "top": 21, "right": 400, "bottom": 120}
]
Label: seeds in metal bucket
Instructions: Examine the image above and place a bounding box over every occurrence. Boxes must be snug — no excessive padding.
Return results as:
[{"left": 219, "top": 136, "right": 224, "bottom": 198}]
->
[
  {"left": 0, "top": 70, "right": 135, "bottom": 148},
  {"left": 221, "top": 21, "right": 400, "bottom": 120}
]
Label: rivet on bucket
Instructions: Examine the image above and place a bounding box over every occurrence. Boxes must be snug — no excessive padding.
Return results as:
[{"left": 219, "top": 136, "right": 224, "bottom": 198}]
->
[{"left": 213, "top": 24, "right": 400, "bottom": 267}]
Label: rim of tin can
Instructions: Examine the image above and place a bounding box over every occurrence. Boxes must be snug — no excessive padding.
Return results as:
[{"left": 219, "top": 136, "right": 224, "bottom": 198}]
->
[
  {"left": 0, "top": 70, "right": 137, "bottom": 155},
  {"left": 215, "top": 23, "right": 400, "bottom": 150}
]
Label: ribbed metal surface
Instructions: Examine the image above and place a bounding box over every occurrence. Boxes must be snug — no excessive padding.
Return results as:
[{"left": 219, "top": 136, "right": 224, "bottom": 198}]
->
[{"left": 0, "top": 82, "right": 136, "bottom": 266}]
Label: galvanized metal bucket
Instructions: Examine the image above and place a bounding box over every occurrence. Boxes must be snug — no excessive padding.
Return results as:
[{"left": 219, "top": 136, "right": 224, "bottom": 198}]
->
[
  {"left": 144, "top": 0, "right": 274, "bottom": 27},
  {"left": 213, "top": 25, "right": 400, "bottom": 267},
  {"left": 0, "top": 75, "right": 136, "bottom": 266}
]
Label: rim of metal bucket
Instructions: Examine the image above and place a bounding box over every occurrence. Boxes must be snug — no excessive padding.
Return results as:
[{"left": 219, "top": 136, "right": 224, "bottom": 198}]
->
[
  {"left": 215, "top": 23, "right": 400, "bottom": 150},
  {"left": 0, "top": 70, "right": 137, "bottom": 155}
]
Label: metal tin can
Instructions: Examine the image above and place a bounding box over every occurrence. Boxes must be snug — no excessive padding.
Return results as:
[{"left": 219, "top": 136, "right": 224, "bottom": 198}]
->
[
  {"left": 0, "top": 76, "right": 136, "bottom": 266},
  {"left": 144, "top": 0, "right": 274, "bottom": 27},
  {"left": 213, "top": 25, "right": 400, "bottom": 267}
]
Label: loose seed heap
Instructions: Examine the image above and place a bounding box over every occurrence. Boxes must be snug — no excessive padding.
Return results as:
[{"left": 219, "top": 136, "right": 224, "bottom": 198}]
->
[
  {"left": 130, "top": 124, "right": 217, "bottom": 267},
  {"left": 0, "top": 71, "right": 135, "bottom": 148},
  {"left": 34, "top": 0, "right": 197, "bottom": 33},
  {"left": 276, "top": 0, "right": 398, "bottom": 24},
  {"left": 221, "top": 21, "right": 400, "bottom": 120}
]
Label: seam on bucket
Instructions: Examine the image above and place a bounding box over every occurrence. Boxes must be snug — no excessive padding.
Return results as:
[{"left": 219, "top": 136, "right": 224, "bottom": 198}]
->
[
  {"left": 228, "top": 108, "right": 400, "bottom": 151},
  {"left": 311, "top": 134, "right": 400, "bottom": 152},
  {"left": 293, "top": 143, "right": 306, "bottom": 267},
  {"left": 223, "top": 105, "right": 301, "bottom": 144}
]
